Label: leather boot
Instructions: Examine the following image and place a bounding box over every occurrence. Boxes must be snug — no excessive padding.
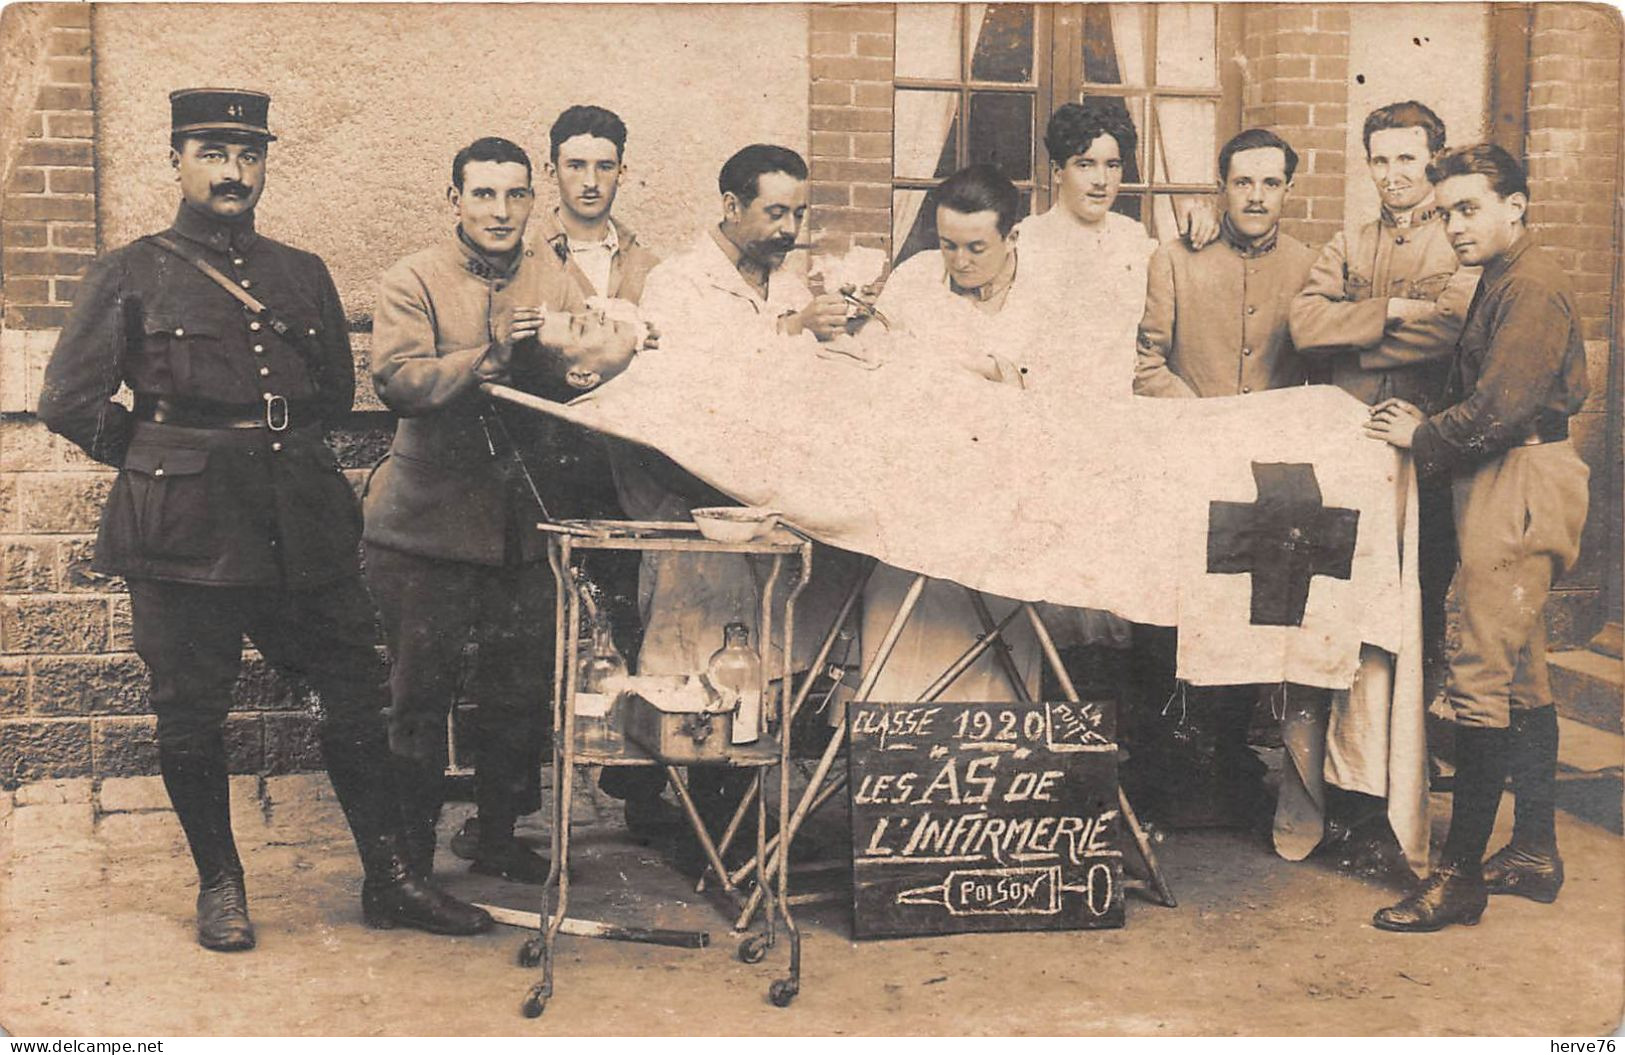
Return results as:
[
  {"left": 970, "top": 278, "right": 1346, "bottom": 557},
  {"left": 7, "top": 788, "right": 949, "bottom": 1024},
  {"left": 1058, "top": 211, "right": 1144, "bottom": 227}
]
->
[
  {"left": 359, "top": 836, "right": 494, "bottom": 935},
  {"left": 467, "top": 720, "right": 550, "bottom": 884},
  {"left": 1485, "top": 708, "right": 1563, "bottom": 902},
  {"left": 468, "top": 810, "right": 551, "bottom": 885},
  {"left": 1372, "top": 863, "right": 1488, "bottom": 932},
  {"left": 159, "top": 740, "right": 255, "bottom": 952},
  {"left": 320, "top": 728, "right": 493, "bottom": 935},
  {"left": 394, "top": 757, "right": 445, "bottom": 878},
  {"left": 1483, "top": 844, "right": 1565, "bottom": 902}
]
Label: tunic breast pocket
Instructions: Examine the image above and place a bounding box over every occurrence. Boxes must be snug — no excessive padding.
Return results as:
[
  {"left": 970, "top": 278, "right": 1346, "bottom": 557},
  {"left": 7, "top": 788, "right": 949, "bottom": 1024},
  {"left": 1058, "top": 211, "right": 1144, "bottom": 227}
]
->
[
  {"left": 1342, "top": 271, "right": 1373, "bottom": 301},
  {"left": 142, "top": 312, "right": 225, "bottom": 396},
  {"left": 122, "top": 445, "right": 215, "bottom": 559}
]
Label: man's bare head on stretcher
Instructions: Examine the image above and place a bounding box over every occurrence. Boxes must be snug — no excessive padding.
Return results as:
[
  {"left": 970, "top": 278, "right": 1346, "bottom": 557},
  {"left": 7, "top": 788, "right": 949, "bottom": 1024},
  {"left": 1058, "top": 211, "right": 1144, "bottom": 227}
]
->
[{"left": 526, "top": 298, "right": 648, "bottom": 391}]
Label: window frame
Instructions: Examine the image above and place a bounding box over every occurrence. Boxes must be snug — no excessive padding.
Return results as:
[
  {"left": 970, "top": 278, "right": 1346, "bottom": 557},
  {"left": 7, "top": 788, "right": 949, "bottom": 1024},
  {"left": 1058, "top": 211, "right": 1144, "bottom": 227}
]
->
[
  {"left": 1049, "top": 4, "right": 1243, "bottom": 225},
  {"left": 887, "top": 3, "right": 1242, "bottom": 235}
]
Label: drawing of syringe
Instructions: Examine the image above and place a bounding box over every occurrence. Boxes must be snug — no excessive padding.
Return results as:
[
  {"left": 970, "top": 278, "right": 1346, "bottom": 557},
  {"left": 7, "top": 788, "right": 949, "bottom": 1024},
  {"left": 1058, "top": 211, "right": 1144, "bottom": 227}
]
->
[{"left": 895, "top": 865, "right": 1084, "bottom": 916}]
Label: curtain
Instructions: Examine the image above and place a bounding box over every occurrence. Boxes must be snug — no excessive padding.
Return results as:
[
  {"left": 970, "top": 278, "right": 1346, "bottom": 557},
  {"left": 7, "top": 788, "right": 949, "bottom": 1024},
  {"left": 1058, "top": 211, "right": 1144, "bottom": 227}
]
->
[{"left": 890, "top": 5, "right": 988, "bottom": 255}]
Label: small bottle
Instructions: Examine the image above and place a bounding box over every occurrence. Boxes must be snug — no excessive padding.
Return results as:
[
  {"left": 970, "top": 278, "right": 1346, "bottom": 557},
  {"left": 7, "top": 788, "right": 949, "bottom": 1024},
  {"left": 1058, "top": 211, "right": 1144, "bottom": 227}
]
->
[
  {"left": 580, "top": 622, "right": 628, "bottom": 747},
  {"left": 707, "top": 622, "right": 763, "bottom": 745}
]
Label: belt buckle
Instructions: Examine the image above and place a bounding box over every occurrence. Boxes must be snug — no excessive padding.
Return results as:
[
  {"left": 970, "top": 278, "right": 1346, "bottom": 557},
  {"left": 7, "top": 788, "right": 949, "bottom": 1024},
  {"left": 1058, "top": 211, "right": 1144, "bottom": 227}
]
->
[{"left": 263, "top": 393, "right": 290, "bottom": 432}]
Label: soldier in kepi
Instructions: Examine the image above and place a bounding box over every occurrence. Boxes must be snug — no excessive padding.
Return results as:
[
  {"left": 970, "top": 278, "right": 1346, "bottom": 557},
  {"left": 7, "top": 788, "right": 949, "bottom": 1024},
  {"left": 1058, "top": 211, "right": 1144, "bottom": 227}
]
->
[{"left": 37, "top": 89, "right": 493, "bottom": 950}]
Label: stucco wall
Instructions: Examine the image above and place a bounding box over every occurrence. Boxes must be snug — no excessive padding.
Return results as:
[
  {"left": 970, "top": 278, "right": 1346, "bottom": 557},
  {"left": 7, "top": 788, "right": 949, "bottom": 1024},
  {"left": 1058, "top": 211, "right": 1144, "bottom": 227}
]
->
[
  {"left": 93, "top": 3, "right": 811, "bottom": 323},
  {"left": 1344, "top": 4, "right": 1490, "bottom": 223}
]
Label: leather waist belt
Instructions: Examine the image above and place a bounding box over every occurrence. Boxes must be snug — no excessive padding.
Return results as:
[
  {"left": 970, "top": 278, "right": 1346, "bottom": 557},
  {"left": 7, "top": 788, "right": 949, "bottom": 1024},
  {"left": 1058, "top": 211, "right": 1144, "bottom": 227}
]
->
[
  {"left": 134, "top": 395, "right": 319, "bottom": 431},
  {"left": 1519, "top": 419, "right": 1570, "bottom": 446}
]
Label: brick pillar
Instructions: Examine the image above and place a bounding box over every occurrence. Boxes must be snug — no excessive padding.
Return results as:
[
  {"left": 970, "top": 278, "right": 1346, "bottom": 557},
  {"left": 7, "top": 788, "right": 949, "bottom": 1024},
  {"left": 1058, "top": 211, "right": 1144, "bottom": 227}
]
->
[
  {"left": 1524, "top": 2, "right": 1622, "bottom": 645},
  {"left": 807, "top": 4, "right": 894, "bottom": 260},
  {"left": 1240, "top": 3, "right": 1349, "bottom": 248}
]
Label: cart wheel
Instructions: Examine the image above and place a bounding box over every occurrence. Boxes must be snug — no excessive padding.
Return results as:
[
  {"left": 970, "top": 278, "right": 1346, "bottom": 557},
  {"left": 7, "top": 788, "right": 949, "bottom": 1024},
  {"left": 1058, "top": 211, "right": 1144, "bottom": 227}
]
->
[
  {"left": 737, "top": 934, "right": 769, "bottom": 964},
  {"left": 768, "top": 979, "right": 798, "bottom": 1008},
  {"left": 521, "top": 987, "right": 548, "bottom": 1019},
  {"left": 517, "top": 940, "right": 543, "bottom": 969}
]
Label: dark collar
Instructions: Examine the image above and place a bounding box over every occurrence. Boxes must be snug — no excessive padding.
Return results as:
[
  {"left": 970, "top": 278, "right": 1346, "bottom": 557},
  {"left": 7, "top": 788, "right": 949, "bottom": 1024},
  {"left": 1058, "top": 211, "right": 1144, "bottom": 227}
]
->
[
  {"left": 171, "top": 202, "right": 259, "bottom": 253},
  {"left": 1219, "top": 213, "right": 1278, "bottom": 258},
  {"left": 1482, "top": 230, "right": 1536, "bottom": 284},
  {"left": 453, "top": 228, "right": 524, "bottom": 281}
]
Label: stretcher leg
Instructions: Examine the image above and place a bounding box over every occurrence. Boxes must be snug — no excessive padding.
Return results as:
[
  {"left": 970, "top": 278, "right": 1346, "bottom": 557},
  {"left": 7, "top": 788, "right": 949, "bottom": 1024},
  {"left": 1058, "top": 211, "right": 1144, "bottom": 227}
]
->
[
  {"left": 1022, "top": 602, "right": 1175, "bottom": 908},
  {"left": 733, "top": 572, "right": 926, "bottom": 931}
]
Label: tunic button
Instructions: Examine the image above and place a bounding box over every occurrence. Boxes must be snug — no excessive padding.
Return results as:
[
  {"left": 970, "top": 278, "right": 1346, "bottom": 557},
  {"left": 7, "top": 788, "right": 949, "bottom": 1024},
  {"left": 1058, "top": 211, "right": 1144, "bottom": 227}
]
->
[
  {"left": 232, "top": 257, "right": 245, "bottom": 266},
  {"left": 1396, "top": 236, "right": 1407, "bottom": 246},
  {"left": 253, "top": 344, "right": 265, "bottom": 354},
  {"left": 1241, "top": 385, "right": 1252, "bottom": 394},
  {"left": 1245, "top": 305, "right": 1257, "bottom": 316},
  {"left": 249, "top": 320, "right": 262, "bottom": 332},
  {"left": 307, "top": 328, "right": 317, "bottom": 336},
  {"left": 1243, "top": 347, "right": 1253, "bottom": 357},
  {"left": 271, "top": 442, "right": 283, "bottom": 453},
  {"left": 239, "top": 279, "right": 252, "bottom": 289},
  {"left": 173, "top": 327, "right": 185, "bottom": 337},
  {"left": 154, "top": 468, "right": 166, "bottom": 478},
  {"left": 258, "top": 366, "right": 271, "bottom": 377}
]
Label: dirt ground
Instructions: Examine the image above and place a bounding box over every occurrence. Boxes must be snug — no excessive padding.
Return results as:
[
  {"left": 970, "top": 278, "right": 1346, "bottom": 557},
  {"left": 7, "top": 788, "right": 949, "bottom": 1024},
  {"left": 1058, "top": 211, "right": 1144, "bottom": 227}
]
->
[{"left": 1, "top": 765, "right": 1621, "bottom": 1038}]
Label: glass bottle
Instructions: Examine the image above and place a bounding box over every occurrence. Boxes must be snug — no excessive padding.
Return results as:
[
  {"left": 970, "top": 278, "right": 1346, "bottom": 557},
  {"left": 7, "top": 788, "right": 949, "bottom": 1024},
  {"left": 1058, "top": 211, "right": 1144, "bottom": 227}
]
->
[
  {"left": 707, "top": 622, "right": 763, "bottom": 746},
  {"left": 580, "top": 622, "right": 628, "bottom": 747}
]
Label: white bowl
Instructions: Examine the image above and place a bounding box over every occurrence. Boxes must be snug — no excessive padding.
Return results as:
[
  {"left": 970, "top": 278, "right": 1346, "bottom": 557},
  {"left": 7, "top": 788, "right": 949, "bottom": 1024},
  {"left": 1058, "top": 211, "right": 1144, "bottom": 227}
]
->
[{"left": 691, "top": 506, "right": 781, "bottom": 543}]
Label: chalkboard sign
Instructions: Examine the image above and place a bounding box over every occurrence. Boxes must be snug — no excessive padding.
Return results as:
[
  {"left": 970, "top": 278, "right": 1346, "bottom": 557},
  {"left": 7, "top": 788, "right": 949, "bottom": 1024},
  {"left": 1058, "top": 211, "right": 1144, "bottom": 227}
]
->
[{"left": 848, "top": 700, "right": 1122, "bottom": 939}]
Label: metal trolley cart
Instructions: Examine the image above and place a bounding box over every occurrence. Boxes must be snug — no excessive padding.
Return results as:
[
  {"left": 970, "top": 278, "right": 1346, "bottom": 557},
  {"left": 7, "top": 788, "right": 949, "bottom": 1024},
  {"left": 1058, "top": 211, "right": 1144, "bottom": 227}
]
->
[{"left": 518, "top": 519, "right": 814, "bottom": 1019}]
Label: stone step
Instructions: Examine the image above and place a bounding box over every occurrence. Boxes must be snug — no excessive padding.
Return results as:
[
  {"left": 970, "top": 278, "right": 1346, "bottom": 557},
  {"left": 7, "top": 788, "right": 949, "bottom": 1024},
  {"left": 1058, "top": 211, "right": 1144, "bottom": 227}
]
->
[
  {"left": 1549, "top": 648, "right": 1624, "bottom": 734},
  {"left": 1558, "top": 714, "right": 1624, "bottom": 776}
]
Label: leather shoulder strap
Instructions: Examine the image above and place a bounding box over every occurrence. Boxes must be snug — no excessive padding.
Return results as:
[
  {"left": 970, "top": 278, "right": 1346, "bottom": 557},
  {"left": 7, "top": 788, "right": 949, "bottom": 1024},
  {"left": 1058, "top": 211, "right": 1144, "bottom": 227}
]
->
[{"left": 145, "top": 234, "right": 294, "bottom": 338}]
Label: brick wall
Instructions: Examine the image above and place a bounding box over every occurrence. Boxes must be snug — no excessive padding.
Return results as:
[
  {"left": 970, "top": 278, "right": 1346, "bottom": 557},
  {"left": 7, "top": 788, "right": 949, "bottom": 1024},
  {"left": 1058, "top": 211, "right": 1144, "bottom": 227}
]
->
[
  {"left": 1523, "top": 2, "right": 1622, "bottom": 645},
  {"left": 1240, "top": 4, "right": 1349, "bottom": 248},
  {"left": 0, "top": 10, "right": 325, "bottom": 787},
  {"left": 807, "top": 4, "right": 895, "bottom": 261}
]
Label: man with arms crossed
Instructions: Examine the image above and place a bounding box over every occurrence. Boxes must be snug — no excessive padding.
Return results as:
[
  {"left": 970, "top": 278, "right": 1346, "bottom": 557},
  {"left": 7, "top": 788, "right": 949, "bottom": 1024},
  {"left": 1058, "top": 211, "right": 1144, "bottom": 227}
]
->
[{"left": 1289, "top": 100, "right": 1479, "bottom": 859}]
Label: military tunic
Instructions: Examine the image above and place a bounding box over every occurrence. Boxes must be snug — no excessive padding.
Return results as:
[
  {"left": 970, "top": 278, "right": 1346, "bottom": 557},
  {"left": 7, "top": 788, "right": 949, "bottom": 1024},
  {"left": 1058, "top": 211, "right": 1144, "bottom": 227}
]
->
[
  {"left": 39, "top": 204, "right": 359, "bottom": 589},
  {"left": 37, "top": 203, "right": 384, "bottom": 750}
]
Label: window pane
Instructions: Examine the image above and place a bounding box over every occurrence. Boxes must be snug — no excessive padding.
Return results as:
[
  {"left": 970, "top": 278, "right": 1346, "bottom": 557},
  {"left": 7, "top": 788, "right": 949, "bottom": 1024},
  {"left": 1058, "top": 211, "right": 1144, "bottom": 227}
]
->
[
  {"left": 1082, "top": 4, "right": 1147, "bottom": 86},
  {"left": 968, "top": 92, "right": 1033, "bottom": 180},
  {"left": 1155, "top": 4, "right": 1218, "bottom": 88},
  {"left": 894, "top": 90, "right": 961, "bottom": 180},
  {"left": 895, "top": 4, "right": 961, "bottom": 80},
  {"left": 970, "top": 4, "right": 1035, "bottom": 83},
  {"left": 1154, "top": 98, "right": 1216, "bottom": 184},
  {"left": 1078, "top": 93, "right": 1146, "bottom": 185}
]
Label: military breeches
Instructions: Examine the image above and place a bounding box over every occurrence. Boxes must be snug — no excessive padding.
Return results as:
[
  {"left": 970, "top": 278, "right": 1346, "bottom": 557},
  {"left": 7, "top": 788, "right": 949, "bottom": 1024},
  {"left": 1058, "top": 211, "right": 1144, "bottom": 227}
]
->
[
  {"left": 127, "top": 575, "right": 389, "bottom": 751},
  {"left": 1446, "top": 441, "right": 1589, "bottom": 728},
  {"left": 364, "top": 544, "right": 554, "bottom": 814}
]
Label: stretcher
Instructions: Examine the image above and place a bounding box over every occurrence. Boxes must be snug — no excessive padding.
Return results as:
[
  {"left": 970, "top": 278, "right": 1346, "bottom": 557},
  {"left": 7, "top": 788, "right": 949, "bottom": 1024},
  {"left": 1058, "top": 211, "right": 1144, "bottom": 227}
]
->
[{"left": 483, "top": 382, "right": 1175, "bottom": 1019}]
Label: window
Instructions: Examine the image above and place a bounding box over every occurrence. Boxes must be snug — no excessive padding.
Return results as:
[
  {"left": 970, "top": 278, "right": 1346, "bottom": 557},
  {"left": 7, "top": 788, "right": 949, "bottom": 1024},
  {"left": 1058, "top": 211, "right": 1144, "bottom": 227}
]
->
[
  {"left": 890, "top": 3, "right": 1240, "bottom": 264},
  {"left": 1068, "top": 4, "right": 1235, "bottom": 241},
  {"left": 892, "top": 5, "right": 1052, "bottom": 265}
]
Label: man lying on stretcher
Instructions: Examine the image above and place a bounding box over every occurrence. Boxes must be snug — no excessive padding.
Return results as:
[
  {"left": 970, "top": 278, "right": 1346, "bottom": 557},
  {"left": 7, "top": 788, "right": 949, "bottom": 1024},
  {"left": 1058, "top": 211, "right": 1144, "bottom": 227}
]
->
[{"left": 520, "top": 292, "right": 1018, "bottom": 397}]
